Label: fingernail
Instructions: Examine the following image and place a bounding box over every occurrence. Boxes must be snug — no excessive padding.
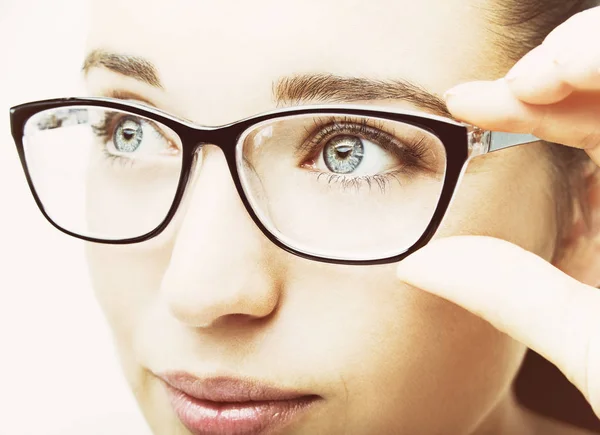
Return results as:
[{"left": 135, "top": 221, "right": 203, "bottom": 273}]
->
[
  {"left": 396, "top": 260, "right": 417, "bottom": 280},
  {"left": 443, "top": 82, "right": 478, "bottom": 101},
  {"left": 443, "top": 89, "right": 457, "bottom": 100},
  {"left": 444, "top": 81, "right": 497, "bottom": 103},
  {"left": 553, "top": 52, "right": 571, "bottom": 66},
  {"left": 505, "top": 67, "right": 520, "bottom": 82}
]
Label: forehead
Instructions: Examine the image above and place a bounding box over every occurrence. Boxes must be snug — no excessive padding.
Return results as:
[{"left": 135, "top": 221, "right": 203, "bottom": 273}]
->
[{"left": 86, "top": 0, "right": 503, "bottom": 123}]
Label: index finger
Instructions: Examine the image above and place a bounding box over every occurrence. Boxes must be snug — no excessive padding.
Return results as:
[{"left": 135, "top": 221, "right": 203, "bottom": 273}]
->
[
  {"left": 443, "top": 79, "right": 600, "bottom": 165},
  {"left": 505, "top": 7, "right": 600, "bottom": 105}
]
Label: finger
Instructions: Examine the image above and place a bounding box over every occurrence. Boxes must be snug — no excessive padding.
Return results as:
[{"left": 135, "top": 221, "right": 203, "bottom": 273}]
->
[
  {"left": 396, "top": 236, "right": 600, "bottom": 407},
  {"left": 444, "top": 79, "right": 600, "bottom": 165},
  {"left": 502, "top": 7, "right": 600, "bottom": 105}
]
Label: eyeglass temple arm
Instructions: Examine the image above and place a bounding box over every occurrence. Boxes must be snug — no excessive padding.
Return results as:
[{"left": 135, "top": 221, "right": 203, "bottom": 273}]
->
[{"left": 489, "top": 131, "right": 540, "bottom": 152}]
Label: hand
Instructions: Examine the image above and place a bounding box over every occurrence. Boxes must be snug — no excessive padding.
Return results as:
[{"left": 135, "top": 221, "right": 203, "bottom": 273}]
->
[
  {"left": 396, "top": 237, "right": 600, "bottom": 417},
  {"left": 396, "top": 6, "right": 600, "bottom": 417},
  {"left": 443, "top": 6, "right": 600, "bottom": 164}
]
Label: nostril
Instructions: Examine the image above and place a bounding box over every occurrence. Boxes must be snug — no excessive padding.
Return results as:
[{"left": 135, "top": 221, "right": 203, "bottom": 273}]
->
[
  {"left": 170, "top": 308, "right": 265, "bottom": 329},
  {"left": 166, "top": 285, "right": 277, "bottom": 329},
  {"left": 210, "top": 313, "right": 268, "bottom": 329}
]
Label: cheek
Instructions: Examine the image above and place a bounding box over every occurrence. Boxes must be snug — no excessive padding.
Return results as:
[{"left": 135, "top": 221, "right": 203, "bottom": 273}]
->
[
  {"left": 437, "top": 146, "right": 558, "bottom": 259},
  {"left": 277, "top": 265, "right": 526, "bottom": 433},
  {"left": 85, "top": 243, "right": 171, "bottom": 352},
  {"left": 85, "top": 242, "right": 177, "bottom": 430}
]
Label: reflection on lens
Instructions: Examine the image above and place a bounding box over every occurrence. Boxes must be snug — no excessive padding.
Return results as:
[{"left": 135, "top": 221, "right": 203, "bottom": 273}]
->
[
  {"left": 238, "top": 114, "right": 447, "bottom": 261},
  {"left": 22, "top": 106, "right": 183, "bottom": 240}
]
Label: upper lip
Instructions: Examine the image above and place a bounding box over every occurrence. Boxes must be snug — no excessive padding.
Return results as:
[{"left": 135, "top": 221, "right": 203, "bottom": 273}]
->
[{"left": 157, "top": 372, "right": 317, "bottom": 403}]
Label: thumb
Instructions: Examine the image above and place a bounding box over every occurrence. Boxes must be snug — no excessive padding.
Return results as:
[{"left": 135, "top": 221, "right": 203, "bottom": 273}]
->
[{"left": 396, "top": 235, "right": 600, "bottom": 409}]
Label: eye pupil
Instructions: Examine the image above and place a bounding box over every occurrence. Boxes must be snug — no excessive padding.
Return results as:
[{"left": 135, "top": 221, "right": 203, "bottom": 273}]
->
[
  {"left": 324, "top": 135, "right": 364, "bottom": 174},
  {"left": 122, "top": 128, "right": 137, "bottom": 140},
  {"left": 335, "top": 144, "right": 353, "bottom": 158}
]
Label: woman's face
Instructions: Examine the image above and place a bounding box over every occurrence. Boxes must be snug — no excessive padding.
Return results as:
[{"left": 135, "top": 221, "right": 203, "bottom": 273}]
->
[{"left": 84, "top": 0, "right": 559, "bottom": 433}]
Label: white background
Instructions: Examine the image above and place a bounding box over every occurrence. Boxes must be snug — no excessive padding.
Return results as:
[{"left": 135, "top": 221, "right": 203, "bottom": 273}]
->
[{"left": 0, "top": 1, "right": 150, "bottom": 434}]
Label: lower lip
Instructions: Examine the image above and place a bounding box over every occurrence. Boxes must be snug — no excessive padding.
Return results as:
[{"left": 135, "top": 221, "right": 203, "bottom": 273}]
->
[{"left": 165, "top": 385, "right": 319, "bottom": 435}]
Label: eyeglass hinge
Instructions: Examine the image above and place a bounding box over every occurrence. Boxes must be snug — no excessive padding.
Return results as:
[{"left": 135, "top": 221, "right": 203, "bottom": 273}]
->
[{"left": 467, "top": 127, "right": 491, "bottom": 158}]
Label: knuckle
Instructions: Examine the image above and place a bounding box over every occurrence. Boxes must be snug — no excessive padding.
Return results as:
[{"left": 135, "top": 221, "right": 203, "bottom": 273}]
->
[
  {"left": 589, "top": 328, "right": 600, "bottom": 417},
  {"left": 587, "top": 295, "right": 600, "bottom": 416},
  {"left": 528, "top": 108, "right": 550, "bottom": 138},
  {"left": 543, "top": 8, "right": 600, "bottom": 51},
  {"left": 577, "top": 127, "right": 600, "bottom": 151},
  {"left": 561, "top": 8, "right": 597, "bottom": 31}
]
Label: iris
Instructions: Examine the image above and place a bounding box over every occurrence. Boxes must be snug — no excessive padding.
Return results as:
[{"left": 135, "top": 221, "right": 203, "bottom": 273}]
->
[
  {"left": 323, "top": 135, "right": 364, "bottom": 174},
  {"left": 114, "top": 118, "right": 144, "bottom": 153}
]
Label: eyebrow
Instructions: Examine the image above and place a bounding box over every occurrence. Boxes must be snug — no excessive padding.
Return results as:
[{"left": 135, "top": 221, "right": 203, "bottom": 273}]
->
[
  {"left": 82, "top": 49, "right": 163, "bottom": 89},
  {"left": 82, "top": 51, "right": 451, "bottom": 117},
  {"left": 275, "top": 74, "right": 451, "bottom": 117}
]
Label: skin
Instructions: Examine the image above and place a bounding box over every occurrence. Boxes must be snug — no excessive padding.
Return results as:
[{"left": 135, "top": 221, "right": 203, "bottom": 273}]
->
[{"left": 81, "top": 1, "right": 600, "bottom": 434}]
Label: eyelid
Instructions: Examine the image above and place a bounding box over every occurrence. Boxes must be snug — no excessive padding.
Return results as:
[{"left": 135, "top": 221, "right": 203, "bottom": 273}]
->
[
  {"left": 99, "top": 112, "right": 180, "bottom": 155},
  {"left": 297, "top": 117, "right": 438, "bottom": 172},
  {"left": 297, "top": 117, "right": 402, "bottom": 157},
  {"left": 100, "top": 89, "right": 158, "bottom": 108},
  {"left": 296, "top": 117, "right": 366, "bottom": 156},
  {"left": 95, "top": 88, "right": 198, "bottom": 126}
]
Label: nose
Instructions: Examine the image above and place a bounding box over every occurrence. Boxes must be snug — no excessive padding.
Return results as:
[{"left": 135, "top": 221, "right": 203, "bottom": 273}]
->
[{"left": 161, "top": 146, "right": 282, "bottom": 328}]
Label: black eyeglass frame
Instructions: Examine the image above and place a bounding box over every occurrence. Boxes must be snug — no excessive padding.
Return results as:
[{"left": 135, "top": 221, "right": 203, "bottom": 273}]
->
[{"left": 10, "top": 97, "right": 538, "bottom": 265}]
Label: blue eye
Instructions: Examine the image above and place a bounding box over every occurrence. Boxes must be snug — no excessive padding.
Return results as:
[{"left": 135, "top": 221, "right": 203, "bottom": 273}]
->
[
  {"left": 114, "top": 117, "right": 144, "bottom": 152},
  {"left": 323, "top": 135, "right": 365, "bottom": 174}
]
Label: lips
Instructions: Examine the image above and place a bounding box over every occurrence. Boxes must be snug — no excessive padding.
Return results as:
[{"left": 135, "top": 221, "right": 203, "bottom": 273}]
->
[{"left": 158, "top": 372, "right": 321, "bottom": 435}]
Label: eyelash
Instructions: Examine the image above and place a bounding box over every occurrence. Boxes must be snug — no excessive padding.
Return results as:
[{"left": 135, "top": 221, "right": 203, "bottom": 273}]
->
[
  {"left": 91, "top": 103, "right": 431, "bottom": 189},
  {"left": 92, "top": 111, "right": 118, "bottom": 139},
  {"left": 314, "top": 172, "right": 404, "bottom": 193},
  {"left": 93, "top": 111, "right": 181, "bottom": 168},
  {"left": 299, "top": 117, "right": 431, "bottom": 191}
]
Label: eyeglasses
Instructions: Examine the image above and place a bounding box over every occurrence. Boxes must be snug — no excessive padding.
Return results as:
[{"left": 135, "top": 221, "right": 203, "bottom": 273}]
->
[{"left": 10, "top": 97, "right": 537, "bottom": 265}]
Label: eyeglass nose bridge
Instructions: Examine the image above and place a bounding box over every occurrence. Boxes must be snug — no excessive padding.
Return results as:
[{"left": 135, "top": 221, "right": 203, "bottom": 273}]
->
[
  {"left": 180, "top": 119, "right": 241, "bottom": 144},
  {"left": 177, "top": 122, "right": 246, "bottom": 169},
  {"left": 175, "top": 121, "right": 255, "bottom": 200},
  {"left": 171, "top": 124, "right": 279, "bottom": 254}
]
